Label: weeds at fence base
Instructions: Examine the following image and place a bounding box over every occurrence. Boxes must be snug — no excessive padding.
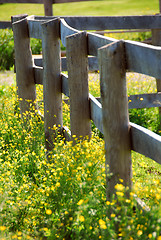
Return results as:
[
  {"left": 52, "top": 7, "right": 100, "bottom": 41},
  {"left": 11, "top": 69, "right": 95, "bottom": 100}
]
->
[{"left": 1, "top": 85, "right": 161, "bottom": 239}]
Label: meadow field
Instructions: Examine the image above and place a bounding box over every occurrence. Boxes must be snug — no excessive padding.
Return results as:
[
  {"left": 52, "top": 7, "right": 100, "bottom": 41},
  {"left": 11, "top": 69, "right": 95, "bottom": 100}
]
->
[
  {"left": 1, "top": 0, "right": 161, "bottom": 239},
  {"left": 0, "top": 0, "right": 159, "bottom": 20}
]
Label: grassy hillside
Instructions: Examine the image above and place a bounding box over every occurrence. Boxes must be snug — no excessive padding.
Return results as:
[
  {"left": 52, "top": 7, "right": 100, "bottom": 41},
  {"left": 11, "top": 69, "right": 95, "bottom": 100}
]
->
[{"left": 0, "top": 0, "right": 159, "bottom": 20}]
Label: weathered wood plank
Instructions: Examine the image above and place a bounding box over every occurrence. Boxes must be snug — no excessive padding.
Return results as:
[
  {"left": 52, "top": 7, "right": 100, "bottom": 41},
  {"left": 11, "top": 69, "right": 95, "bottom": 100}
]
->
[
  {"left": 44, "top": 0, "right": 53, "bottom": 16},
  {"left": 88, "top": 32, "right": 116, "bottom": 56},
  {"left": 0, "top": 21, "right": 12, "bottom": 29},
  {"left": 11, "top": 14, "right": 28, "bottom": 23},
  {"left": 88, "top": 31, "right": 161, "bottom": 72},
  {"left": 33, "top": 56, "right": 43, "bottom": 67},
  {"left": 12, "top": 17, "right": 37, "bottom": 116},
  {"left": 89, "top": 93, "right": 103, "bottom": 134},
  {"left": 33, "top": 56, "right": 99, "bottom": 71},
  {"left": 63, "top": 15, "right": 161, "bottom": 31},
  {"left": 60, "top": 19, "right": 79, "bottom": 47},
  {"left": 66, "top": 32, "right": 91, "bottom": 140},
  {"left": 128, "top": 93, "right": 161, "bottom": 109},
  {"left": 33, "top": 66, "right": 43, "bottom": 85},
  {"left": 88, "top": 56, "right": 99, "bottom": 71},
  {"left": 61, "top": 73, "right": 69, "bottom": 97},
  {"left": 42, "top": 18, "right": 62, "bottom": 150},
  {"left": 35, "top": 15, "right": 161, "bottom": 31},
  {"left": 28, "top": 19, "right": 44, "bottom": 39},
  {"left": 130, "top": 122, "right": 161, "bottom": 165},
  {"left": 98, "top": 40, "right": 132, "bottom": 199},
  {"left": 152, "top": 29, "right": 161, "bottom": 130},
  {"left": 125, "top": 40, "right": 161, "bottom": 79},
  {"left": 89, "top": 93, "right": 161, "bottom": 109},
  {"left": 62, "top": 56, "right": 99, "bottom": 71}
]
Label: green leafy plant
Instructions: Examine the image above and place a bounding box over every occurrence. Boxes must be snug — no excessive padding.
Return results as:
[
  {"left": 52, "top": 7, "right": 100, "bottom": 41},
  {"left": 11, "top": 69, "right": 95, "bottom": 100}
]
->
[
  {"left": 0, "top": 29, "right": 14, "bottom": 70},
  {"left": 0, "top": 29, "right": 42, "bottom": 70}
]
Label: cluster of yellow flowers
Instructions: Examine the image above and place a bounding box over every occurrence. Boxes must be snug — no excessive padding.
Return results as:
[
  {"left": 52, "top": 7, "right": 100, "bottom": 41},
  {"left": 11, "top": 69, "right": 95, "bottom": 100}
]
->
[{"left": 1, "top": 72, "right": 161, "bottom": 239}]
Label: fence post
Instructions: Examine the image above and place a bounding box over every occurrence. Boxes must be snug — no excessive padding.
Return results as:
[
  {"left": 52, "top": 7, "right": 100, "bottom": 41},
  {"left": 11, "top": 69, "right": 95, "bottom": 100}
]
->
[
  {"left": 41, "top": 18, "right": 62, "bottom": 151},
  {"left": 12, "top": 16, "right": 37, "bottom": 116},
  {"left": 66, "top": 32, "right": 91, "bottom": 142},
  {"left": 152, "top": 30, "right": 161, "bottom": 130},
  {"left": 43, "top": 0, "right": 53, "bottom": 16},
  {"left": 98, "top": 40, "right": 132, "bottom": 200}
]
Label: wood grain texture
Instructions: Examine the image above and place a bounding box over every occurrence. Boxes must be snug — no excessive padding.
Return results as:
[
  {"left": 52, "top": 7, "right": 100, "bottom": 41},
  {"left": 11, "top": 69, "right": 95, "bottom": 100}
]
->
[
  {"left": 42, "top": 18, "right": 62, "bottom": 150},
  {"left": 63, "top": 15, "right": 161, "bottom": 31},
  {"left": 88, "top": 32, "right": 116, "bottom": 56},
  {"left": 125, "top": 40, "right": 161, "bottom": 79},
  {"left": 44, "top": 0, "right": 53, "bottom": 16},
  {"left": 61, "top": 73, "right": 69, "bottom": 97},
  {"left": 33, "top": 56, "right": 43, "bottom": 67},
  {"left": 12, "top": 17, "right": 37, "bottom": 116},
  {"left": 98, "top": 40, "right": 132, "bottom": 199},
  {"left": 33, "top": 66, "right": 43, "bottom": 85},
  {"left": 66, "top": 32, "right": 91, "bottom": 141},
  {"left": 131, "top": 122, "right": 161, "bottom": 165},
  {"left": 87, "top": 93, "right": 161, "bottom": 110},
  {"left": 128, "top": 93, "right": 161, "bottom": 109},
  {"left": 33, "top": 56, "right": 99, "bottom": 71},
  {"left": 28, "top": 19, "right": 44, "bottom": 39},
  {"left": 89, "top": 93, "right": 103, "bottom": 133},
  {"left": 152, "top": 29, "right": 161, "bottom": 130},
  {"left": 33, "top": 15, "right": 161, "bottom": 31},
  {"left": 60, "top": 19, "right": 79, "bottom": 47}
]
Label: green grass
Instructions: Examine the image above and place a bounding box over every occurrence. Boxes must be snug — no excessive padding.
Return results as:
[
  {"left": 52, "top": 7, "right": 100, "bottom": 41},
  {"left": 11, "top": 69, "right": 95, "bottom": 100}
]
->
[{"left": 0, "top": 0, "right": 159, "bottom": 20}]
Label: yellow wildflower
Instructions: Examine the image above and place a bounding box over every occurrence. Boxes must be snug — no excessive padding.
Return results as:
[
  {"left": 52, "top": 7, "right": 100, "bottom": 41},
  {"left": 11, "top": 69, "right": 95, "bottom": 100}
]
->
[
  {"left": 137, "top": 230, "right": 143, "bottom": 236},
  {"left": 46, "top": 209, "right": 52, "bottom": 215},
  {"left": 77, "top": 199, "right": 84, "bottom": 205},
  {"left": 0, "top": 226, "right": 6, "bottom": 231},
  {"left": 79, "top": 215, "right": 85, "bottom": 222},
  {"left": 99, "top": 219, "right": 107, "bottom": 229}
]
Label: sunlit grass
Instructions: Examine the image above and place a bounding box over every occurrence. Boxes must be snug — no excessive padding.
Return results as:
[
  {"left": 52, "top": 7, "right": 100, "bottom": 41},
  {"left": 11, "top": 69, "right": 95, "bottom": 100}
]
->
[{"left": 0, "top": 0, "right": 159, "bottom": 20}]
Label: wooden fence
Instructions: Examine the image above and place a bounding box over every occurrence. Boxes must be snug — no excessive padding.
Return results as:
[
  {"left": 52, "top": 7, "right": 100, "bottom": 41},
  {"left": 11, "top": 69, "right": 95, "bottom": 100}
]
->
[{"left": 12, "top": 15, "right": 161, "bottom": 200}]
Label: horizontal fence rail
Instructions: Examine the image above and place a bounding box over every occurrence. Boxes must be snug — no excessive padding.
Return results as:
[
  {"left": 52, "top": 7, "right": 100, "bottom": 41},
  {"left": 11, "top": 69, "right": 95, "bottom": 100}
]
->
[
  {"left": 34, "top": 15, "right": 161, "bottom": 30},
  {"left": 0, "top": 21, "right": 12, "bottom": 29},
  {"left": 12, "top": 15, "right": 161, "bottom": 201},
  {"left": 26, "top": 15, "right": 161, "bottom": 38},
  {"left": 2, "top": 14, "right": 161, "bottom": 30}
]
